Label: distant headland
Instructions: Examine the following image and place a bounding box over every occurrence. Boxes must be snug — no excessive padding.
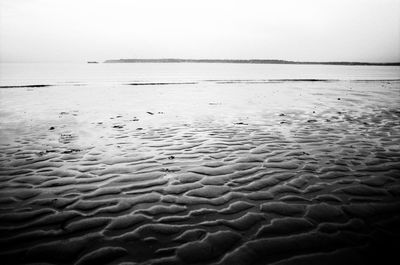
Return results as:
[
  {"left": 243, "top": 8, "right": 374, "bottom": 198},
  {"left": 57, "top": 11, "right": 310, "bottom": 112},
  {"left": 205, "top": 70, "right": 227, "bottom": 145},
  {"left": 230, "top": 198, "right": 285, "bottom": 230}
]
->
[{"left": 104, "top": 59, "right": 400, "bottom": 66}]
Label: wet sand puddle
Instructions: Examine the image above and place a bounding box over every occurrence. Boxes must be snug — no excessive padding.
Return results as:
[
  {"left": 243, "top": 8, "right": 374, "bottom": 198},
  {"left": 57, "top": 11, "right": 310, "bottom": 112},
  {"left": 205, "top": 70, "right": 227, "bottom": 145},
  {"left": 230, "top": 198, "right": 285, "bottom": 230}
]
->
[{"left": 0, "top": 81, "right": 400, "bottom": 265}]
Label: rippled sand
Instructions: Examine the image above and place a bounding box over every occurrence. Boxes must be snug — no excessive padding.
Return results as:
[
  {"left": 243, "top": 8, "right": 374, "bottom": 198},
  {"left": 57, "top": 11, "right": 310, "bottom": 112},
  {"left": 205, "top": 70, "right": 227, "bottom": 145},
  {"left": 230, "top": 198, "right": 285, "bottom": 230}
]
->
[{"left": 0, "top": 80, "right": 400, "bottom": 265}]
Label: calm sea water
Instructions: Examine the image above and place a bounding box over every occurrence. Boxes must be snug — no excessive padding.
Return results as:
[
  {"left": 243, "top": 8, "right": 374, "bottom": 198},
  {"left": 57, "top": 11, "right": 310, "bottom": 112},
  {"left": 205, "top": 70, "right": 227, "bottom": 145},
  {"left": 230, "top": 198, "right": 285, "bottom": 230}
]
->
[{"left": 0, "top": 63, "right": 399, "bottom": 86}]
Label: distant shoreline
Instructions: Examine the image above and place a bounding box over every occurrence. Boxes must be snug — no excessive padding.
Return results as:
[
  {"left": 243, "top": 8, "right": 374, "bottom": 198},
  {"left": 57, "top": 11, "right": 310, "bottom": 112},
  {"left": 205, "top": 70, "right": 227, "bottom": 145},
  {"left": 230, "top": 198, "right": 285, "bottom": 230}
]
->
[{"left": 104, "top": 59, "right": 400, "bottom": 66}]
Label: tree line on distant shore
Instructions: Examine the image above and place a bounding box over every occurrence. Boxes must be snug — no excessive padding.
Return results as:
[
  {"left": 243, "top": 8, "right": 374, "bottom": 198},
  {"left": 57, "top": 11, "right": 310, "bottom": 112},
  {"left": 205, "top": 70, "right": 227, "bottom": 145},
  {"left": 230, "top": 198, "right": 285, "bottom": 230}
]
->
[{"left": 103, "top": 58, "right": 400, "bottom": 66}]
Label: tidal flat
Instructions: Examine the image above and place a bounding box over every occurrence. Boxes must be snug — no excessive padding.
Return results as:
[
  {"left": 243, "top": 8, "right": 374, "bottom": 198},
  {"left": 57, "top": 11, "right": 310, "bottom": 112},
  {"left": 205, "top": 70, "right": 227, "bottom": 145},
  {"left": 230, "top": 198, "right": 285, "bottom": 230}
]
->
[{"left": 0, "top": 76, "right": 400, "bottom": 264}]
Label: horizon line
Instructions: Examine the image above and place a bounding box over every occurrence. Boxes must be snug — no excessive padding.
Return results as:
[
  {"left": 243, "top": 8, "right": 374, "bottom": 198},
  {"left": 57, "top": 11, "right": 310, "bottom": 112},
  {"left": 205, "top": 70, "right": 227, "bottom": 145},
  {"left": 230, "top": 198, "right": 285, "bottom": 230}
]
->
[{"left": 103, "top": 58, "right": 400, "bottom": 66}]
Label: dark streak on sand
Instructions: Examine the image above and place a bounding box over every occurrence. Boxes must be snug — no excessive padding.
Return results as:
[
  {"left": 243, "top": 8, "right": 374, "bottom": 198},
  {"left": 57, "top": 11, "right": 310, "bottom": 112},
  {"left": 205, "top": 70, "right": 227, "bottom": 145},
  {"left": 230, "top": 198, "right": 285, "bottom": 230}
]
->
[
  {"left": 2, "top": 79, "right": 399, "bottom": 89},
  {"left": 0, "top": 84, "right": 52, "bottom": 89}
]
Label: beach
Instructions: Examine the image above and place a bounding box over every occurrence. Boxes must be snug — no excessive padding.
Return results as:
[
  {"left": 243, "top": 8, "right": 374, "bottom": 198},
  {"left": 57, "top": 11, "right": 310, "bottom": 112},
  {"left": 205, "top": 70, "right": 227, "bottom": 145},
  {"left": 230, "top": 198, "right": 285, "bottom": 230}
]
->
[{"left": 0, "top": 64, "right": 400, "bottom": 264}]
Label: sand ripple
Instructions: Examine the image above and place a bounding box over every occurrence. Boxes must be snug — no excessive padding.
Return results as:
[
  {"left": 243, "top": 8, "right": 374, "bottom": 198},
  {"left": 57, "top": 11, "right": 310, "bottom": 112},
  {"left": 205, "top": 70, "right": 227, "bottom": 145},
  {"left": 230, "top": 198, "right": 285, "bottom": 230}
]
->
[{"left": 0, "top": 81, "right": 400, "bottom": 264}]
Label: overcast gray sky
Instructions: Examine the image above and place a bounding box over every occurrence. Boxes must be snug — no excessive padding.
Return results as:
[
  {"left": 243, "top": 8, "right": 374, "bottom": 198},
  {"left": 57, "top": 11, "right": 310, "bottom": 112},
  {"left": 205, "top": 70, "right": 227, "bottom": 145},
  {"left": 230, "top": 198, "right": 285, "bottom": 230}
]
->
[{"left": 0, "top": 0, "right": 399, "bottom": 62}]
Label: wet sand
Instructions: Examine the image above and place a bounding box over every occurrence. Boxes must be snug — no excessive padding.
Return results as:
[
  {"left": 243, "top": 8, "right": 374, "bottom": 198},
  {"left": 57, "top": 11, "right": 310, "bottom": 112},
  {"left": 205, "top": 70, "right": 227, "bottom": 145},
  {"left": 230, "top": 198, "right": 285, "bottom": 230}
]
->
[{"left": 0, "top": 80, "right": 400, "bottom": 264}]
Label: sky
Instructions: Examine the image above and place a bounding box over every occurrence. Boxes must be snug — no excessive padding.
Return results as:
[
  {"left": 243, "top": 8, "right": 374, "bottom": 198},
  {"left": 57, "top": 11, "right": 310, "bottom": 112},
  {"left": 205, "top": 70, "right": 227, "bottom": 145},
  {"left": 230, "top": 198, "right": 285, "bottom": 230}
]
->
[{"left": 0, "top": 0, "right": 399, "bottom": 63}]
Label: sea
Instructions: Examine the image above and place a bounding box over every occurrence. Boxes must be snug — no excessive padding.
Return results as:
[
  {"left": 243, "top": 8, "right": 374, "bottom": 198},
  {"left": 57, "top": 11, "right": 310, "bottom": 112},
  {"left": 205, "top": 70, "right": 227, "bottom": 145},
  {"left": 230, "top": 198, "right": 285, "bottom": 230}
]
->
[{"left": 0, "top": 62, "right": 399, "bottom": 86}]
